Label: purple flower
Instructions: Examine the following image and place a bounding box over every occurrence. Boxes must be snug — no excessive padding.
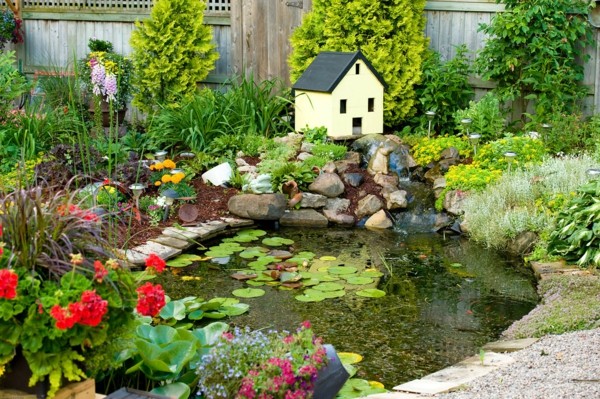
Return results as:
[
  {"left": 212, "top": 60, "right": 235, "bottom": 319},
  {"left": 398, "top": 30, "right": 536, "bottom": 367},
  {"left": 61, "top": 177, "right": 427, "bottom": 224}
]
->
[{"left": 104, "top": 73, "right": 118, "bottom": 102}]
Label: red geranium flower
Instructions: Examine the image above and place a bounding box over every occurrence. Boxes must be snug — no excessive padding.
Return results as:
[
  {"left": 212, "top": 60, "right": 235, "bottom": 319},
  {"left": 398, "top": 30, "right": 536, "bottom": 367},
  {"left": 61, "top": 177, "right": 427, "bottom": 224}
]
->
[
  {"left": 0, "top": 269, "right": 18, "bottom": 299},
  {"left": 93, "top": 260, "right": 108, "bottom": 283},
  {"left": 50, "top": 303, "right": 82, "bottom": 330},
  {"left": 145, "top": 253, "right": 166, "bottom": 274},
  {"left": 136, "top": 282, "right": 166, "bottom": 317},
  {"left": 78, "top": 290, "right": 108, "bottom": 327}
]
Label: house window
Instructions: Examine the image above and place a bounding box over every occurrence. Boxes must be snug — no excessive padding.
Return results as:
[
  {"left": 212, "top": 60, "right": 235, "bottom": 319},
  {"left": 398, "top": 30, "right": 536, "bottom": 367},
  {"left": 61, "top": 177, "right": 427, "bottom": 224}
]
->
[
  {"left": 368, "top": 98, "right": 374, "bottom": 112},
  {"left": 352, "top": 118, "right": 362, "bottom": 135},
  {"left": 340, "top": 99, "right": 347, "bottom": 114},
  {"left": 355, "top": 63, "right": 360, "bottom": 74}
]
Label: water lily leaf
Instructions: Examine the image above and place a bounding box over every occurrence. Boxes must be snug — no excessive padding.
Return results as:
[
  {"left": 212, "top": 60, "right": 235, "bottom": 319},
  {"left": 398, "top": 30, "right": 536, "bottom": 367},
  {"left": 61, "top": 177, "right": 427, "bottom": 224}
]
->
[
  {"left": 203, "top": 312, "right": 226, "bottom": 319},
  {"left": 329, "top": 266, "right": 358, "bottom": 275},
  {"left": 262, "top": 237, "right": 295, "bottom": 246},
  {"left": 281, "top": 281, "right": 303, "bottom": 289},
  {"left": 249, "top": 264, "right": 268, "bottom": 271},
  {"left": 188, "top": 309, "right": 204, "bottom": 320},
  {"left": 360, "top": 270, "right": 384, "bottom": 278},
  {"left": 239, "top": 247, "right": 269, "bottom": 259},
  {"left": 345, "top": 276, "right": 374, "bottom": 285},
  {"left": 313, "top": 282, "right": 345, "bottom": 292},
  {"left": 248, "top": 256, "right": 278, "bottom": 268},
  {"left": 369, "top": 381, "right": 385, "bottom": 389},
  {"left": 220, "top": 303, "right": 250, "bottom": 316},
  {"left": 319, "top": 290, "right": 345, "bottom": 299},
  {"left": 208, "top": 297, "right": 239, "bottom": 306},
  {"left": 167, "top": 254, "right": 205, "bottom": 267},
  {"left": 355, "top": 289, "right": 386, "bottom": 298},
  {"left": 232, "top": 234, "right": 259, "bottom": 243},
  {"left": 232, "top": 288, "right": 265, "bottom": 298},
  {"left": 255, "top": 274, "right": 275, "bottom": 282},
  {"left": 319, "top": 255, "right": 337, "bottom": 261},
  {"left": 295, "top": 293, "right": 325, "bottom": 302},
  {"left": 205, "top": 249, "right": 234, "bottom": 258},
  {"left": 301, "top": 278, "right": 320, "bottom": 287},
  {"left": 338, "top": 352, "right": 363, "bottom": 365},
  {"left": 238, "top": 229, "right": 267, "bottom": 237},
  {"left": 280, "top": 271, "right": 302, "bottom": 283},
  {"left": 246, "top": 280, "right": 265, "bottom": 287},
  {"left": 217, "top": 242, "right": 245, "bottom": 251},
  {"left": 450, "top": 262, "right": 463, "bottom": 268}
]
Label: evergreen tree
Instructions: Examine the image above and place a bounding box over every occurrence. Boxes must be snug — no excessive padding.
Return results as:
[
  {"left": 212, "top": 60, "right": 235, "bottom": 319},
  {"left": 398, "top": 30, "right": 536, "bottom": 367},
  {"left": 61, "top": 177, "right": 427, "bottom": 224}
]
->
[
  {"left": 289, "top": 0, "right": 428, "bottom": 126},
  {"left": 129, "top": 0, "right": 219, "bottom": 113}
]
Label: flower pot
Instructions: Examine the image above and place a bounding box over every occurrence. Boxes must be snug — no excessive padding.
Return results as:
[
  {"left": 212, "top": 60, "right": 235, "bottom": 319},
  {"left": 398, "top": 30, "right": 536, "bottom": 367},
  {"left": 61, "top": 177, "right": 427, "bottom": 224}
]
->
[
  {"left": 313, "top": 344, "right": 350, "bottom": 399},
  {"left": 88, "top": 98, "right": 127, "bottom": 127},
  {"left": 0, "top": 348, "right": 48, "bottom": 399}
]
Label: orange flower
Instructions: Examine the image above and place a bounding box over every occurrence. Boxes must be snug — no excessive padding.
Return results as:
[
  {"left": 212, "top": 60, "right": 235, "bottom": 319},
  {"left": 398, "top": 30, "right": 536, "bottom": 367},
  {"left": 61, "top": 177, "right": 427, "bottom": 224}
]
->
[
  {"left": 163, "top": 159, "right": 176, "bottom": 169},
  {"left": 171, "top": 172, "right": 185, "bottom": 184},
  {"left": 161, "top": 174, "right": 172, "bottom": 183},
  {"left": 153, "top": 162, "right": 164, "bottom": 171},
  {"left": 154, "top": 181, "right": 161, "bottom": 186}
]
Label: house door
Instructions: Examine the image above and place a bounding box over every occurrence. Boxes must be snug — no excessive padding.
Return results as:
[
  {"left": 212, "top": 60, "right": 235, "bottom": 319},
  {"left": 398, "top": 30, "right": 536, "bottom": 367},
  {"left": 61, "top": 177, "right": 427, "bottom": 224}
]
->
[
  {"left": 231, "top": 0, "right": 312, "bottom": 84},
  {"left": 352, "top": 118, "right": 362, "bottom": 135}
]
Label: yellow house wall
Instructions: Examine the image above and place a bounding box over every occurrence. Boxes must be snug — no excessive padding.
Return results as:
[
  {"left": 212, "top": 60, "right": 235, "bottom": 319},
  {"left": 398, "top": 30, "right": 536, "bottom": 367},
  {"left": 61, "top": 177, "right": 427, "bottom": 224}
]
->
[
  {"left": 294, "top": 91, "right": 334, "bottom": 134},
  {"left": 331, "top": 61, "right": 384, "bottom": 138}
]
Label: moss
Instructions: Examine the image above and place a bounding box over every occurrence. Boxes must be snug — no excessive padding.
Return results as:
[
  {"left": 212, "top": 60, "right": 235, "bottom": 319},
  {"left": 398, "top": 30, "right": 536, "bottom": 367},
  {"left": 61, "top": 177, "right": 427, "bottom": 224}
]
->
[{"left": 503, "top": 274, "right": 600, "bottom": 339}]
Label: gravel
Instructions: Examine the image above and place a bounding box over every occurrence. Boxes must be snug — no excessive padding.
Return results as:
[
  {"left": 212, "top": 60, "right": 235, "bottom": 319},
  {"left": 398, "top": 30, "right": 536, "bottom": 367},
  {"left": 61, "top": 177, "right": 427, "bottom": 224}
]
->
[{"left": 437, "top": 328, "right": 600, "bottom": 399}]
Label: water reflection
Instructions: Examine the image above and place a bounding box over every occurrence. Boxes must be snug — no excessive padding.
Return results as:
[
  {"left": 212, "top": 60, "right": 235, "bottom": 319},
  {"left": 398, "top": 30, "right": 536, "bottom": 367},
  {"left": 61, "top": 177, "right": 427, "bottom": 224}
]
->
[{"left": 157, "top": 228, "right": 537, "bottom": 388}]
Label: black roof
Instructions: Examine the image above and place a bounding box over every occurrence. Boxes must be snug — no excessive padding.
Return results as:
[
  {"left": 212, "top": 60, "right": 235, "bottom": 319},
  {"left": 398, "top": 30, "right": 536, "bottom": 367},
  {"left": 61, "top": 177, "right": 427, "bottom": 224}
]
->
[{"left": 292, "top": 50, "right": 386, "bottom": 93}]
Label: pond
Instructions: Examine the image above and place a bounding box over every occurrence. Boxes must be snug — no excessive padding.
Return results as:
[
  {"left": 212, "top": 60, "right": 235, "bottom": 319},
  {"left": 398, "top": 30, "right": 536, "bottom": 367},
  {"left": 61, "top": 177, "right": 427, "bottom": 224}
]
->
[{"left": 157, "top": 226, "right": 538, "bottom": 389}]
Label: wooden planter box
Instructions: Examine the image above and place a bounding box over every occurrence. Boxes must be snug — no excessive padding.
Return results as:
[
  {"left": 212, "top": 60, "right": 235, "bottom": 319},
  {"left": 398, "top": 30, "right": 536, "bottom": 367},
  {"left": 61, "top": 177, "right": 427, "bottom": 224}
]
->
[{"left": 0, "top": 379, "right": 95, "bottom": 399}]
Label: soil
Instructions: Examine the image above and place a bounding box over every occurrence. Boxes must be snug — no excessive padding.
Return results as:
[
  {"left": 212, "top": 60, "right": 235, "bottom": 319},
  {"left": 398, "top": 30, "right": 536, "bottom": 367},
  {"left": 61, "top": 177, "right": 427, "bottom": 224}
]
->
[{"left": 123, "top": 159, "right": 379, "bottom": 248}]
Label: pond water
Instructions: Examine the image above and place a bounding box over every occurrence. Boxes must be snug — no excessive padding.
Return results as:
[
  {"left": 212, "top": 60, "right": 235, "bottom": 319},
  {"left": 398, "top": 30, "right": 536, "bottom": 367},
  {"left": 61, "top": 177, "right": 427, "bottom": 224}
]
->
[{"left": 157, "top": 226, "right": 538, "bottom": 389}]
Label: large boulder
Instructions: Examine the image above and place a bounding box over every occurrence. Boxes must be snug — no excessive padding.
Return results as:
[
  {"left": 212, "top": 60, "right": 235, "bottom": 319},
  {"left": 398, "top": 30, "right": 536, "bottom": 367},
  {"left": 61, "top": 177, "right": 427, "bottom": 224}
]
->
[
  {"left": 308, "top": 173, "right": 345, "bottom": 198},
  {"left": 442, "top": 190, "right": 469, "bottom": 216},
  {"left": 228, "top": 193, "right": 287, "bottom": 220},
  {"left": 364, "top": 210, "right": 393, "bottom": 229},
  {"left": 384, "top": 190, "right": 408, "bottom": 210},
  {"left": 323, "top": 210, "right": 356, "bottom": 226},
  {"left": 356, "top": 194, "right": 384, "bottom": 219},
  {"left": 325, "top": 198, "right": 351, "bottom": 214},
  {"left": 299, "top": 193, "right": 328, "bottom": 209},
  {"left": 279, "top": 209, "right": 329, "bottom": 227}
]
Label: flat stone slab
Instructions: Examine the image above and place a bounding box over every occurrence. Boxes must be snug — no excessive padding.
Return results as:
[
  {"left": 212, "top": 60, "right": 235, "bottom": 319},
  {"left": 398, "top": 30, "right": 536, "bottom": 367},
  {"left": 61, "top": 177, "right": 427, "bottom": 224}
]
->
[
  {"left": 150, "top": 235, "right": 191, "bottom": 250},
  {"left": 220, "top": 217, "right": 254, "bottom": 227},
  {"left": 393, "top": 352, "right": 514, "bottom": 395},
  {"left": 162, "top": 226, "right": 203, "bottom": 240},
  {"left": 530, "top": 260, "right": 571, "bottom": 277},
  {"left": 125, "top": 242, "right": 182, "bottom": 265},
  {"left": 483, "top": 338, "right": 539, "bottom": 353}
]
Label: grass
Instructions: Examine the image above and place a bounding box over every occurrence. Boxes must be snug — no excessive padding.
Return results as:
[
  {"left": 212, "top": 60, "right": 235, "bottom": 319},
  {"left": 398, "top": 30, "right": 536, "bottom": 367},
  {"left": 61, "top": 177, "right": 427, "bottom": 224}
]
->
[{"left": 503, "top": 274, "right": 600, "bottom": 339}]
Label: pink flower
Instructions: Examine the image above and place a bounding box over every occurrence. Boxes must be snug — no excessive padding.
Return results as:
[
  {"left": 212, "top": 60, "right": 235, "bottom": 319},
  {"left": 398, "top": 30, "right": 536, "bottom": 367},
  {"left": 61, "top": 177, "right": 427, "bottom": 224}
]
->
[
  {"left": 0, "top": 269, "right": 18, "bottom": 299},
  {"left": 301, "top": 320, "right": 311, "bottom": 329}
]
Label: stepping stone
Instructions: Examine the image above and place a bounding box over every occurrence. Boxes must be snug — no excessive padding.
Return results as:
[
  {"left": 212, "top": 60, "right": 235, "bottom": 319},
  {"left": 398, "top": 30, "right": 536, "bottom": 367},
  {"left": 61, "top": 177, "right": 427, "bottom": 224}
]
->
[
  {"left": 125, "top": 242, "right": 182, "bottom": 265},
  {"left": 220, "top": 217, "right": 254, "bottom": 227},
  {"left": 393, "top": 352, "right": 514, "bottom": 395},
  {"left": 483, "top": 337, "right": 539, "bottom": 353},
  {"left": 162, "top": 226, "right": 202, "bottom": 240},
  {"left": 150, "top": 235, "right": 192, "bottom": 250}
]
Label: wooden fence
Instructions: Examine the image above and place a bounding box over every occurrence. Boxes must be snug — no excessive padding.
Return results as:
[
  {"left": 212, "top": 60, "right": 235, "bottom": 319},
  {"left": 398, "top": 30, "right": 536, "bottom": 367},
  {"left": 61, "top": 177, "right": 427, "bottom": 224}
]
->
[{"left": 6, "top": 0, "right": 600, "bottom": 113}]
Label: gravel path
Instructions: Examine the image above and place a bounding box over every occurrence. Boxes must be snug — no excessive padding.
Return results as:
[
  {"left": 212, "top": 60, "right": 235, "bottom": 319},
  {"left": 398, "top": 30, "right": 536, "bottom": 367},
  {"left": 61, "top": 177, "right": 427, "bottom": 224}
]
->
[{"left": 437, "top": 328, "right": 600, "bottom": 399}]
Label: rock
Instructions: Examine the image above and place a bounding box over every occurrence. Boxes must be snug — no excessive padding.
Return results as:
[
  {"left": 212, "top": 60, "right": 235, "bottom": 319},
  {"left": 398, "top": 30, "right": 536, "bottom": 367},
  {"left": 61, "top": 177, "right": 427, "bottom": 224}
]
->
[
  {"left": 374, "top": 173, "right": 399, "bottom": 190},
  {"left": 424, "top": 164, "right": 444, "bottom": 185},
  {"left": 367, "top": 140, "right": 395, "bottom": 175},
  {"left": 279, "top": 209, "right": 329, "bottom": 227},
  {"left": 296, "top": 152, "right": 314, "bottom": 162},
  {"left": 299, "top": 192, "right": 328, "bottom": 208},
  {"left": 323, "top": 209, "right": 356, "bottom": 226},
  {"left": 322, "top": 161, "right": 337, "bottom": 174},
  {"left": 432, "top": 213, "right": 453, "bottom": 232},
  {"left": 356, "top": 194, "right": 384, "bottom": 219},
  {"left": 237, "top": 165, "right": 257, "bottom": 175},
  {"left": 274, "top": 133, "right": 303, "bottom": 151},
  {"left": 443, "top": 190, "right": 469, "bottom": 216},
  {"left": 335, "top": 159, "right": 360, "bottom": 173},
  {"left": 308, "top": 173, "right": 345, "bottom": 197},
  {"left": 439, "top": 157, "right": 459, "bottom": 172},
  {"left": 507, "top": 231, "right": 538, "bottom": 255},
  {"left": 342, "top": 172, "right": 364, "bottom": 188},
  {"left": 300, "top": 142, "right": 315, "bottom": 153},
  {"left": 433, "top": 177, "right": 446, "bottom": 199},
  {"left": 324, "top": 198, "right": 351, "bottom": 213},
  {"left": 267, "top": 250, "right": 293, "bottom": 259},
  {"left": 343, "top": 151, "right": 361, "bottom": 165},
  {"left": 440, "top": 147, "right": 460, "bottom": 160},
  {"left": 202, "top": 162, "right": 233, "bottom": 186},
  {"left": 389, "top": 143, "right": 417, "bottom": 177},
  {"left": 228, "top": 193, "right": 287, "bottom": 220},
  {"left": 364, "top": 210, "right": 393, "bottom": 229},
  {"left": 235, "top": 158, "right": 249, "bottom": 167},
  {"left": 351, "top": 134, "right": 388, "bottom": 162},
  {"left": 384, "top": 190, "right": 408, "bottom": 210}
]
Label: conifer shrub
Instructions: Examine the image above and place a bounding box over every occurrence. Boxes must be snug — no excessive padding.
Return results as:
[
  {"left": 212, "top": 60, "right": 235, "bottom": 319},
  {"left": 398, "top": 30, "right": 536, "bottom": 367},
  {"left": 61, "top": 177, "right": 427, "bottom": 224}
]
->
[
  {"left": 129, "top": 0, "right": 219, "bottom": 113},
  {"left": 289, "top": 0, "right": 428, "bottom": 126}
]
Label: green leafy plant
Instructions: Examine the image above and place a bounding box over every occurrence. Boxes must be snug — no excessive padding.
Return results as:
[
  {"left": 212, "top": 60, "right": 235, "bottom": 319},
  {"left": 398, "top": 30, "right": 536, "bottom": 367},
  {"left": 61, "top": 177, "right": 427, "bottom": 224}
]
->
[
  {"left": 435, "top": 164, "right": 502, "bottom": 211},
  {"left": 289, "top": 0, "right": 428, "bottom": 126},
  {"left": 548, "top": 177, "right": 600, "bottom": 267},
  {"left": 410, "top": 136, "right": 471, "bottom": 166},
  {"left": 473, "top": 135, "right": 547, "bottom": 172},
  {"left": 0, "top": 51, "right": 31, "bottom": 123},
  {"left": 138, "top": 195, "right": 165, "bottom": 226},
  {"left": 0, "top": 9, "right": 22, "bottom": 50},
  {"left": 311, "top": 142, "right": 348, "bottom": 162},
  {"left": 453, "top": 92, "right": 505, "bottom": 141},
  {"left": 129, "top": 0, "right": 219, "bottom": 113},
  {"left": 301, "top": 126, "right": 328, "bottom": 144},
  {"left": 409, "top": 46, "right": 474, "bottom": 136},
  {"left": 475, "top": 0, "right": 594, "bottom": 119}
]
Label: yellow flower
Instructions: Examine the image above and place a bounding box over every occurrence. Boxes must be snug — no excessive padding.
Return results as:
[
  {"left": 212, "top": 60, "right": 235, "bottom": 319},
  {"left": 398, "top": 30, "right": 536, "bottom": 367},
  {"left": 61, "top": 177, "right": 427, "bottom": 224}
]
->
[
  {"left": 154, "top": 181, "right": 161, "bottom": 186},
  {"left": 163, "top": 159, "right": 176, "bottom": 169},
  {"left": 171, "top": 172, "right": 185, "bottom": 184},
  {"left": 161, "top": 175, "right": 172, "bottom": 183},
  {"left": 153, "top": 162, "right": 164, "bottom": 171}
]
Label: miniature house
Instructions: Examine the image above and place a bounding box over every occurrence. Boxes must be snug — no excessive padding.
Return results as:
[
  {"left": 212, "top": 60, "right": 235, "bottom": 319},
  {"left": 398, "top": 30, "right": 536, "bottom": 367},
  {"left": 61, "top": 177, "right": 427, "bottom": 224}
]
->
[{"left": 292, "top": 50, "right": 386, "bottom": 139}]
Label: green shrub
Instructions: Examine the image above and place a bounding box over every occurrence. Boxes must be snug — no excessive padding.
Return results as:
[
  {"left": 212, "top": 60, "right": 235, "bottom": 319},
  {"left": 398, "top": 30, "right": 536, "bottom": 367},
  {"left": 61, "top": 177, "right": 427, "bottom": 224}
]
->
[
  {"left": 301, "top": 126, "right": 328, "bottom": 144},
  {"left": 435, "top": 164, "right": 502, "bottom": 210},
  {"left": 410, "top": 136, "right": 471, "bottom": 166},
  {"left": 453, "top": 92, "right": 505, "bottom": 141},
  {"left": 311, "top": 142, "right": 347, "bottom": 162},
  {"left": 475, "top": 0, "right": 594, "bottom": 119},
  {"left": 473, "top": 135, "right": 547, "bottom": 171},
  {"left": 410, "top": 46, "right": 474, "bottom": 136},
  {"left": 462, "top": 154, "right": 597, "bottom": 250},
  {"left": 289, "top": 0, "right": 428, "bottom": 126},
  {"left": 0, "top": 51, "right": 30, "bottom": 121},
  {"left": 129, "top": 0, "right": 218, "bottom": 113},
  {"left": 526, "top": 112, "right": 596, "bottom": 156}
]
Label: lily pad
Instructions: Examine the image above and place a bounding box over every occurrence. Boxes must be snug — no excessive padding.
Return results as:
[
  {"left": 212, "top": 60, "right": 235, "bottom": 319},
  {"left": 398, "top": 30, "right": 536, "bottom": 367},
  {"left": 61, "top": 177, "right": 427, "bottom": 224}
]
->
[
  {"left": 304, "top": 289, "right": 345, "bottom": 299},
  {"left": 248, "top": 256, "right": 278, "bottom": 268},
  {"left": 262, "top": 237, "right": 295, "bottom": 247},
  {"left": 355, "top": 289, "right": 386, "bottom": 298},
  {"left": 205, "top": 249, "right": 234, "bottom": 258},
  {"left": 239, "top": 247, "right": 269, "bottom": 259},
  {"left": 301, "top": 278, "right": 320, "bottom": 287},
  {"left": 345, "top": 276, "right": 374, "bottom": 285},
  {"left": 238, "top": 229, "right": 267, "bottom": 237},
  {"left": 360, "top": 270, "right": 384, "bottom": 278},
  {"left": 166, "top": 254, "right": 205, "bottom": 267},
  {"left": 232, "top": 288, "right": 265, "bottom": 298},
  {"left": 246, "top": 280, "right": 265, "bottom": 287},
  {"left": 232, "top": 234, "right": 259, "bottom": 243},
  {"left": 313, "top": 282, "right": 345, "bottom": 292},
  {"left": 295, "top": 292, "right": 326, "bottom": 302},
  {"left": 319, "top": 255, "right": 337, "bottom": 261},
  {"left": 329, "top": 266, "right": 358, "bottom": 275},
  {"left": 450, "top": 262, "right": 464, "bottom": 268},
  {"left": 338, "top": 352, "right": 363, "bottom": 365}
]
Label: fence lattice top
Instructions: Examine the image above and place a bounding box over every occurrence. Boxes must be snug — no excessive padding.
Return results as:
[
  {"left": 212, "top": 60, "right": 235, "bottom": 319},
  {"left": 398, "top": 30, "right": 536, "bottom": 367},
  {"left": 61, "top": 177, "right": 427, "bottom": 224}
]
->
[{"left": 22, "top": 0, "right": 230, "bottom": 12}]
